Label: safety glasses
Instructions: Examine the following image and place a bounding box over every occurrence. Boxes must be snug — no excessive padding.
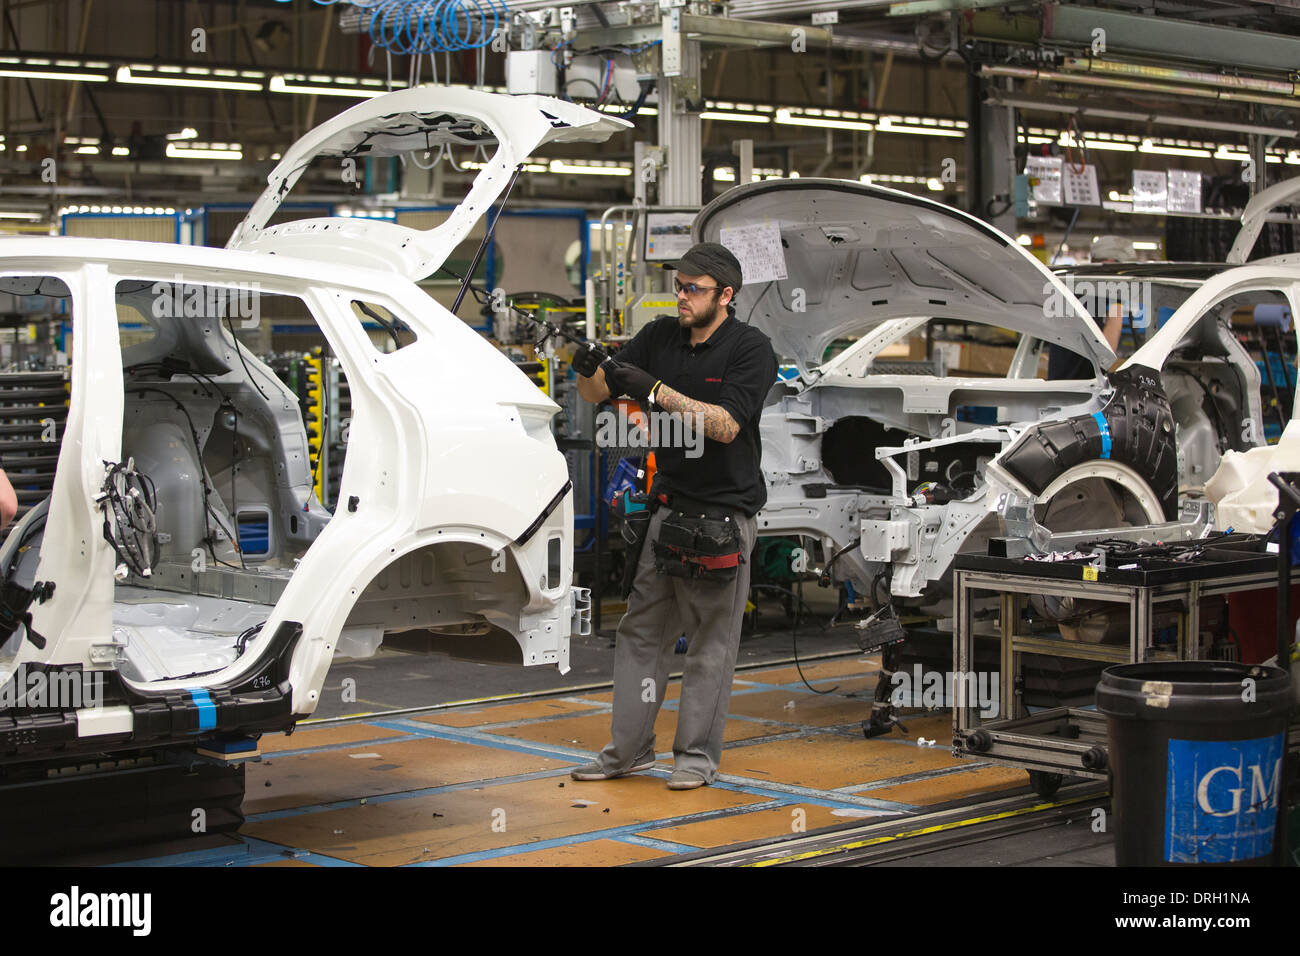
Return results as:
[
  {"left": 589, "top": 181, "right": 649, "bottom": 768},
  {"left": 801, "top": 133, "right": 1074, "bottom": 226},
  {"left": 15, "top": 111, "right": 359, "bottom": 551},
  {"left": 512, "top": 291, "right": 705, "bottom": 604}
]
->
[{"left": 674, "top": 279, "right": 724, "bottom": 297}]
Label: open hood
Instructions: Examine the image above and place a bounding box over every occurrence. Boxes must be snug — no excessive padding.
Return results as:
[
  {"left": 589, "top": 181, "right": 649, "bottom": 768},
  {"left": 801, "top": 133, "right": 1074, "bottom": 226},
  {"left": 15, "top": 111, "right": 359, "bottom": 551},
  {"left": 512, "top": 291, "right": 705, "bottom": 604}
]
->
[
  {"left": 227, "top": 87, "right": 630, "bottom": 280},
  {"left": 694, "top": 179, "right": 1112, "bottom": 375}
]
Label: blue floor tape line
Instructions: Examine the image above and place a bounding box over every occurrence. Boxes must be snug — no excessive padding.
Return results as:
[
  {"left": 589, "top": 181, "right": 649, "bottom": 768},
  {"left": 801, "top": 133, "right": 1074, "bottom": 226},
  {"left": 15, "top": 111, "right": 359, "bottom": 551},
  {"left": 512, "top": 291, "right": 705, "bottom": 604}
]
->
[
  {"left": 105, "top": 841, "right": 251, "bottom": 868},
  {"left": 703, "top": 777, "right": 915, "bottom": 814},
  {"left": 261, "top": 733, "right": 421, "bottom": 760},
  {"left": 371, "top": 717, "right": 598, "bottom": 763},
  {"left": 409, "top": 801, "right": 788, "bottom": 867},
  {"left": 209, "top": 837, "right": 363, "bottom": 868},
  {"left": 616, "top": 833, "right": 701, "bottom": 854}
]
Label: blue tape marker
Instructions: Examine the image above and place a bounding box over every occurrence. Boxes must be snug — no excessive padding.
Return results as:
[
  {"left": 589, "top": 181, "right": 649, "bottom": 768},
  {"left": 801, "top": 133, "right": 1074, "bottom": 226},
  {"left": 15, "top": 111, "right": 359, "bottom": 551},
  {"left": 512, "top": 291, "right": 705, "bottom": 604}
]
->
[
  {"left": 188, "top": 688, "right": 217, "bottom": 731},
  {"left": 1092, "top": 412, "right": 1112, "bottom": 459}
]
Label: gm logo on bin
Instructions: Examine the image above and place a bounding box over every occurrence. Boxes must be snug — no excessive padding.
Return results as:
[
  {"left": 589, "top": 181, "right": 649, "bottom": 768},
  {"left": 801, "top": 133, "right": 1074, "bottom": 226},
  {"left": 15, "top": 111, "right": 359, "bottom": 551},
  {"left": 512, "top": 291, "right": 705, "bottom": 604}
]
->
[{"left": 1165, "top": 733, "right": 1285, "bottom": 863}]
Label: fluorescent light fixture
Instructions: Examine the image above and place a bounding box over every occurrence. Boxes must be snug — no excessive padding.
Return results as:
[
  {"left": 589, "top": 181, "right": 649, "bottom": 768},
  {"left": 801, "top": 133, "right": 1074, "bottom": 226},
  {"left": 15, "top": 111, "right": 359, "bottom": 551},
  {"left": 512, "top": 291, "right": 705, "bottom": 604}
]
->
[
  {"left": 1139, "top": 139, "right": 1211, "bottom": 158},
  {"left": 1016, "top": 234, "right": 1032, "bottom": 245},
  {"left": 861, "top": 173, "right": 928, "bottom": 185},
  {"left": 166, "top": 128, "right": 199, "bottom": 141},
  {"left": 75, "top": 145, "right": 99, "bottom": 155},
  {"left": 0, "top": 67, "right": 108, "bottom": 83},
  {"left": 269, "top": 74, "right": 388, "bottom": 98},
  {"left": 877, "top": 117, "right": 963, "bottom": 137},
  {"left": 699, "top": 111, "right": 770, "bottom": 124},
  {"left": 548, "top": 160, "right": 629, "bottom": 176},
  {"left": 598, "top": 103, "right": 657, "bottom": 116},
  {"left": 1132, "top": 241, "right": 1159, "bottom": 250},
  {"left": 15, "top": 144, "right": 25, "bottom": 152},
  {"left": 0, "top": 211, "right": 42, "bottom": 221},
  {"left": 166, "top": 143, "right": 243, "bottom": 160},
  {"left": 1214, "top": 147, "right": 1251, "bottom": 161},
  {"left": 463, "top": 160, "right": 547, "bottom": 173},
  {"left": 926, "top": 178, "right": 943, "bottom": 191},
  {"left": 117, "top": 65, "right": 262, "bottom": 91},
  {"left": 112, "top": 146, "right": 130, "bottom": 156},
  {"left": 775, "top": 109, "right": 872, "bottom": 131},
  {"left": 1083, "top": 139, "right": 1136, "bottom": 152}
]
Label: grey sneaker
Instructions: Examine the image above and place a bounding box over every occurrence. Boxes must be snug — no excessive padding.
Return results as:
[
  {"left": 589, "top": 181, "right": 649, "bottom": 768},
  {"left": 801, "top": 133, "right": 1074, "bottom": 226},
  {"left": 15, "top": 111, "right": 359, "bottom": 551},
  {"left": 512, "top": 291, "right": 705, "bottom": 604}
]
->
[
  {"left": 667, "top": 768, "right": 707, "bottom": 790},
  {"left": 570, "top": 755, "right": 656, "bottom": 781}
]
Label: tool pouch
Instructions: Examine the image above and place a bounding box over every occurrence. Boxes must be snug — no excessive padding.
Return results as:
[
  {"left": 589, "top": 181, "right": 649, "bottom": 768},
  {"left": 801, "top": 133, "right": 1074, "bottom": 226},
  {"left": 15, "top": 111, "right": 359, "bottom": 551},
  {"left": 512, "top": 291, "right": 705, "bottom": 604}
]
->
[
  {"left": 653, "top": 509, "right": 743, "bottom": 582},
  {"left": 612, "top": 491, "right": 654, "bottom": 599}
]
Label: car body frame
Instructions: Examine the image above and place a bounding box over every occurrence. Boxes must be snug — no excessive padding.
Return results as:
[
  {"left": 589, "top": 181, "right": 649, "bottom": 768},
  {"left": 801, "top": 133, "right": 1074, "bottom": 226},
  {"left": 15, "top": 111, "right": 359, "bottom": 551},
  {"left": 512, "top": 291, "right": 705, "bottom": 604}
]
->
[
  {"left": 691, "top": 178, "right": 1292, "bottom": 607},
  {"left": 0, "top": 87, "right": 627, "bottom": 768}
]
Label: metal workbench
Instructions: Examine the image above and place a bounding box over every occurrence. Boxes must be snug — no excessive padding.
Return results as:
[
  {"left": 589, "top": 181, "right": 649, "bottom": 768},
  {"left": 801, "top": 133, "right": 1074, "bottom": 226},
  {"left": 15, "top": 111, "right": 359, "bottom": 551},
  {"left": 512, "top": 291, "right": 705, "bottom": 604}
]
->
[{"left": 950, "top": 545, "right": 1283, "bottom": 796}]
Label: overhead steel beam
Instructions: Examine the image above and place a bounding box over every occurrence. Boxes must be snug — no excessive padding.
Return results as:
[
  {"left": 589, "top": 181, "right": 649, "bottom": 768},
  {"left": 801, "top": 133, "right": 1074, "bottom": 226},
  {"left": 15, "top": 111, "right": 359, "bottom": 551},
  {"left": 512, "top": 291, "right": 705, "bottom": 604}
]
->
[
  {"left": 889, "top": 0, "right": 1021, "bottom": 14},
  {"left": 984, "top": 90, "right": 1300, "bottom": 140},
  {"left": 579, "top": 13, "right": 832, "bottom": 51},
  {"left": 1061, "top": 56, "right": 1300, "bottom": 98},
  {"left": 1042, "top": 2, "right": 1300, "bottom": 75},
  {"left": 981, "top": 63, "right": 1300, "bottom": 112}
]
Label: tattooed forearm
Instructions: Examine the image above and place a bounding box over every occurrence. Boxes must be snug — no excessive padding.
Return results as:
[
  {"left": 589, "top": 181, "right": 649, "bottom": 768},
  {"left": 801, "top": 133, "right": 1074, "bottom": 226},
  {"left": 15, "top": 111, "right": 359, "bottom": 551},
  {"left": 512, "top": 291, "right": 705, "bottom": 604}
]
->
[{"left": 654, "top": 383, "right": 739, "bottom": 443}]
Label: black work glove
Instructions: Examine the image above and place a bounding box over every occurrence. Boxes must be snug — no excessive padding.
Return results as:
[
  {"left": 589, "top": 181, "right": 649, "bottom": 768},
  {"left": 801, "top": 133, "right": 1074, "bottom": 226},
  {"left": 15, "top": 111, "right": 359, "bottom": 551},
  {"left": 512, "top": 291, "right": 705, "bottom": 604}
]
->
[
  {"left": 571, "top": 343, "right": 606, "bottom": 378},
  {"left": 602, "top": 360, "right": 659, "bottom": 402}
]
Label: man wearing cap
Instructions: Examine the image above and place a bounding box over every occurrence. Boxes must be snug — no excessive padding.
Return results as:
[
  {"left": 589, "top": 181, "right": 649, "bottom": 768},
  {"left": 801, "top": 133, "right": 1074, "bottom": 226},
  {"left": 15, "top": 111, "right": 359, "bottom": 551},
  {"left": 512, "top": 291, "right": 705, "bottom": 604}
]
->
[{"left": 568, "top": 241, "right": 778, "bottom": 790}]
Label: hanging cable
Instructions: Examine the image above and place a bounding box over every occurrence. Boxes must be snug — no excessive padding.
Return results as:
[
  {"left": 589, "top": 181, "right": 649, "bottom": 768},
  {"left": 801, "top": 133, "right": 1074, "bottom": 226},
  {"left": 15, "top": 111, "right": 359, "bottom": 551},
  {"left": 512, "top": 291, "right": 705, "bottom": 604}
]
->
[{"left": 317, "top": 0, "right": 506, "bottom": 57}]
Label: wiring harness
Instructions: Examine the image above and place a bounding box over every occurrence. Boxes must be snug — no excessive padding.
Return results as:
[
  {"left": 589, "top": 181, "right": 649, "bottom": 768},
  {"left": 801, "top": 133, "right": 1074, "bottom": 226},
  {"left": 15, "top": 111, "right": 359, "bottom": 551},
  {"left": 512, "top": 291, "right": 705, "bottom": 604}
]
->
[{"left": 95, "top": 458, "right": 159, "bottom": 580}]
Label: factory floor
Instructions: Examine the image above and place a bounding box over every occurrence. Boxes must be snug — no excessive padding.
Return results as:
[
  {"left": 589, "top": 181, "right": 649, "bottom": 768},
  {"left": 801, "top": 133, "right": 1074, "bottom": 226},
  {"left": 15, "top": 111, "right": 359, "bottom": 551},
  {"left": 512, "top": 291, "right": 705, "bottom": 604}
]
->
[{"left": 91, "top": 619, "right": 1113, "bottom": 867}]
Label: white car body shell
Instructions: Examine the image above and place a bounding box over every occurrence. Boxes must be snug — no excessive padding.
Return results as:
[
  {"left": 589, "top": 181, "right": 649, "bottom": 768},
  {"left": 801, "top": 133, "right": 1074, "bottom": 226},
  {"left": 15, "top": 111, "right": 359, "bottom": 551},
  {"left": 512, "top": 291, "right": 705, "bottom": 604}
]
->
[
  {"left": 690, "top": 178, "right": 1291, "bottom": 601},
  {"left": 0, "top": 89, "right": 629, "bottom": 753}
]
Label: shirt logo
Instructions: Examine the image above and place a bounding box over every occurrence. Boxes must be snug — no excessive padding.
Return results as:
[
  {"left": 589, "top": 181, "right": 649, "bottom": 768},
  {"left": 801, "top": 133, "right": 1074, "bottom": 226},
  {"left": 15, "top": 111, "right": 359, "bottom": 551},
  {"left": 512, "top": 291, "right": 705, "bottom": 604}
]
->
[{"left": 705, "top": 377, "right": 722, "bottom": 383}]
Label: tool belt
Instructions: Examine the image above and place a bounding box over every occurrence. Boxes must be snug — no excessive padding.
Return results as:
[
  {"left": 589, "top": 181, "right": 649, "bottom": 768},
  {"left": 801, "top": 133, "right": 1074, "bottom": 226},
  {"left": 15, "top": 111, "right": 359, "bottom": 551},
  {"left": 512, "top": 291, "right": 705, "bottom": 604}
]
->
[{"left": 651, "top": 492, "right": 744, "bottom": 582}]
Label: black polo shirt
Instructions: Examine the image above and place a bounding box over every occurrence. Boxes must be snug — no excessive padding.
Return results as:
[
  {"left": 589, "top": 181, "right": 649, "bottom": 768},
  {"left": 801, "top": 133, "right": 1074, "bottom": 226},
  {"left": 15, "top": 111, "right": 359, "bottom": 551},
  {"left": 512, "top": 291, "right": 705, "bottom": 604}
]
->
[{"left": 616, "top": 312, "right": 778, "bottom": 516}]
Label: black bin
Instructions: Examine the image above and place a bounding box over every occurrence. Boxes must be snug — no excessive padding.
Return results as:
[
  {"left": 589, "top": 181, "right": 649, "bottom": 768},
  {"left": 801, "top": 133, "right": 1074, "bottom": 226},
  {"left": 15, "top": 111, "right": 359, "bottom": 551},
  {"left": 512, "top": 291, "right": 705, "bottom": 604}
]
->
[{"left": 1097, "top": 661, "right": 1293, "bottom": 866}]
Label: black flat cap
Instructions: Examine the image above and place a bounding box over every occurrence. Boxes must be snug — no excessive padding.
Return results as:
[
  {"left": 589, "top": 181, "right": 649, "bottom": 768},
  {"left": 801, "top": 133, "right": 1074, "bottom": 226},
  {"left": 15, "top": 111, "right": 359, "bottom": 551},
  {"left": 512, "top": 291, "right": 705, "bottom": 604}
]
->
[{"left": 661, "top": 242, "right": 743, "bottom": 293}]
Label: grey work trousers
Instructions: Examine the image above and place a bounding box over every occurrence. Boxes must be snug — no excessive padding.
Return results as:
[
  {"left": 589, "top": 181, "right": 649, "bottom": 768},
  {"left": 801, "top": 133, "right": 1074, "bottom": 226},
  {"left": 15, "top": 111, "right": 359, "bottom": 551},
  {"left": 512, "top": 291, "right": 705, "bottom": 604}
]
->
[{"left": 595, "top": 506, "right": 757, "bottom": 783}]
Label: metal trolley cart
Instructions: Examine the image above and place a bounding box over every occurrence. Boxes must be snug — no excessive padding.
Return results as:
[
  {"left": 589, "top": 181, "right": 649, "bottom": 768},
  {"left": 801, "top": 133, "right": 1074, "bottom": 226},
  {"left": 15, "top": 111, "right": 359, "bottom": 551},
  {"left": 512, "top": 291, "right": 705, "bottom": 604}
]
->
[{"left": 951, "top": 540, "right": 1281, "bottom": 797}]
